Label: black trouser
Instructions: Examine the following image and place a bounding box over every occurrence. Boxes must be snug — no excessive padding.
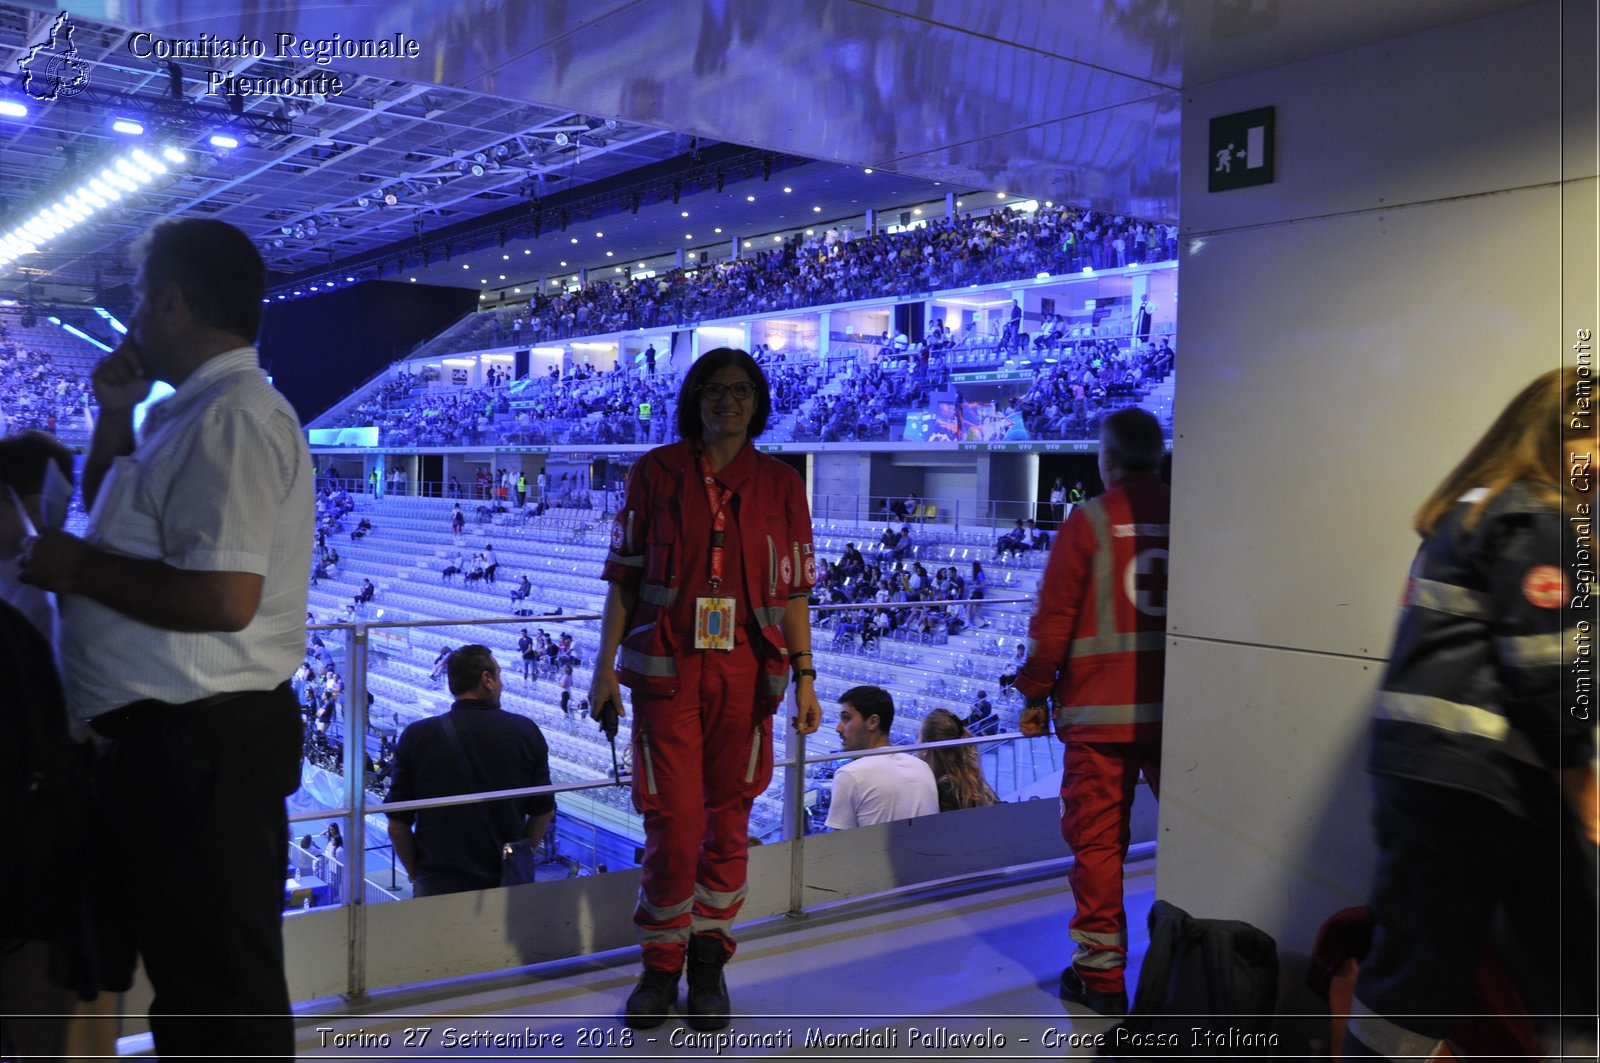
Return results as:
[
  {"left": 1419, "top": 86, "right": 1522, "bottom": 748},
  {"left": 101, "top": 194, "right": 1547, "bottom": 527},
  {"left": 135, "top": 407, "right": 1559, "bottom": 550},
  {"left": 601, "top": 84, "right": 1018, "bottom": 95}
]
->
[
  {"left": 93, "top": 683, "right": 301, "bottom": 1061},
  {"left": 1348, "top": 773, "right": 1597, "bottom": 1058}
]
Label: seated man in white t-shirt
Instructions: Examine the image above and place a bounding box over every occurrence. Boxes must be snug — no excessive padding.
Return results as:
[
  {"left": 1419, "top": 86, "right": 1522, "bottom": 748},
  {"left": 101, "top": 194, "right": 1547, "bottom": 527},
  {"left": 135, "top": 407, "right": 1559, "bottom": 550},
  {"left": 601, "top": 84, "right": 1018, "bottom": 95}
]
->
[{"left": 825, "top": 685, "right": 938, "bottom": 829}]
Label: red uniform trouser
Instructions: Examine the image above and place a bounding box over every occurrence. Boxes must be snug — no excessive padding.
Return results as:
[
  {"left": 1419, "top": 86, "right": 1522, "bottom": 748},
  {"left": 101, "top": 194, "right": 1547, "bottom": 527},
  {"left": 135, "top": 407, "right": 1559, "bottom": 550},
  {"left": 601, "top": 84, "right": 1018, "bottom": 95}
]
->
[
  {"left": 631, "top": 648, "right": 773, "bottom": 973},
  {"left": 1061, "top": 736, "right": 1162, "bottom": 994}
]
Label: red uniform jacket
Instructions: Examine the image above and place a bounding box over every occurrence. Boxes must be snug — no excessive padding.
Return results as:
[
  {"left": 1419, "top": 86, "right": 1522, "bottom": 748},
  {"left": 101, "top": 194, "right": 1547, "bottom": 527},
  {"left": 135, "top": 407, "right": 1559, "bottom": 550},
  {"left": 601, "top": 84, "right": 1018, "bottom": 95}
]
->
[
  {"left": 602, "top": 439, "right": 815, "bottom": 713},
  {"left": 1014, "top": 472, "right": 1170, "bottom": 742}
]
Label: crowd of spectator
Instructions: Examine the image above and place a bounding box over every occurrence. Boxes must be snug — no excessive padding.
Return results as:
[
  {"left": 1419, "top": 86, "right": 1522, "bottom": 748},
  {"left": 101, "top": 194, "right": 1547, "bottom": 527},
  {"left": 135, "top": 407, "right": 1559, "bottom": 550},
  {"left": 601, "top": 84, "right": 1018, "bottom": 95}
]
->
[
  {"left": 318, "top": 202, "right": 1179, "bottom": 449},
  {"left": 437, "top": 204, "right": 1175, "bottom": 354},
  {"left": 811, "top": 539, "right": 990, "bottom": 649},
  {"left": 1013, "top": 337, "right": 1175, "bottom": 439},
  {"left": 0, "top": 330, "right": 92, "bottom": 437}
]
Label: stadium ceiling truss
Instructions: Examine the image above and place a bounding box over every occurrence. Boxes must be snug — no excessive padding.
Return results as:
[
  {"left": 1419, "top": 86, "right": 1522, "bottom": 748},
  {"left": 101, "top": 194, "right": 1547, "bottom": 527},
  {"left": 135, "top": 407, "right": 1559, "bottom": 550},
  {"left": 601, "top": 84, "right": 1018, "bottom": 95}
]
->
[{"left": 0, "top": 5, "right": 697, "bottom": 305}]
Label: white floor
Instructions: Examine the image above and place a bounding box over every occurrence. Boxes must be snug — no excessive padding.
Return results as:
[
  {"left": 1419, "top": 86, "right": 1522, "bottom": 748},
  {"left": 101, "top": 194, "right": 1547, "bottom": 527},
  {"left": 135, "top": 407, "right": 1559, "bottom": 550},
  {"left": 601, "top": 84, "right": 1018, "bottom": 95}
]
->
[{"left": 278, "top": 859, "right": 1156, "bottom": 1061}]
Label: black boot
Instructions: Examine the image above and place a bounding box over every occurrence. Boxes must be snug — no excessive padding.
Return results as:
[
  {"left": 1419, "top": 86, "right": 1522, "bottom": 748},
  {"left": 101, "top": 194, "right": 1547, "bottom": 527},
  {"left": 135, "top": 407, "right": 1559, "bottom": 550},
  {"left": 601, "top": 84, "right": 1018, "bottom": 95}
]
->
[
  {"left": 685, "top": 935, "right": 731, "bottom": 1031},
  {"left": 624, "top": 968, "right": 680, "bottom": 1030}
]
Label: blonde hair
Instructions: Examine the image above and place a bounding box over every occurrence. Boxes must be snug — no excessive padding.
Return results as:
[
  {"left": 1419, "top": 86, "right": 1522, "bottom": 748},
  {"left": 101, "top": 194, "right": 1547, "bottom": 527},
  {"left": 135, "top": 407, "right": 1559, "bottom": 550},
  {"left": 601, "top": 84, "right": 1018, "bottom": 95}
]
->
[
  {"left": 919, "top": 709, "right": 998, "bottom": 811},
  {"left": 1415, "top": 366, "right": 1594, "bottom": 535}
]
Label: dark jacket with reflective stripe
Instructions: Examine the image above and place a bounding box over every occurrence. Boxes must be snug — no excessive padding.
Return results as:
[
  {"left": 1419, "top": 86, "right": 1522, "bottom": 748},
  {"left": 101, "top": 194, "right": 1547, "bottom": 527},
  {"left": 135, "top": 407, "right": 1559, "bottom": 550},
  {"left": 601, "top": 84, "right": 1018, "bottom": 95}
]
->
[
  {"left": 1015, "top": 472, "right": 1170, "bottom": 742},
  {"left": 601, "top": 439, "right": 814, "bottom": 713},
  {"left": 1369, "top": 484, "right": 1595, "bottom": 817}
]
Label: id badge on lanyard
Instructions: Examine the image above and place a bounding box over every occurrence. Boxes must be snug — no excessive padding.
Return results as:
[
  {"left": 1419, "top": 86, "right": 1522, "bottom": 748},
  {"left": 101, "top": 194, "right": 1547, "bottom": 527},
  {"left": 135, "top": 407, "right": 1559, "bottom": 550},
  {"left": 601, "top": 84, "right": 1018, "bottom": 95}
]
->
[
  {"left": 693, "top": 450, "right": 737, "bottom": 651},
  {"left": 694, "top": 596, "right": 737, "bottom": 651}
]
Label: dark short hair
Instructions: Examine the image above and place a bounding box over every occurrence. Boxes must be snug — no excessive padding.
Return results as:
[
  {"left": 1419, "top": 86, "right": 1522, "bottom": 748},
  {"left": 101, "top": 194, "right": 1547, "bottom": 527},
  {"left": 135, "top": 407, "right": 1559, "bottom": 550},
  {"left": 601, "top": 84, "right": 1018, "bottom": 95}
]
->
[
  {"left": 0, "top": 430, "right": 73, "bottom": 495},
  {"left": 840, "top": 684, "right": 895, "bottom": 735},
  {"left": 1100, "top": 407, "right": 1165, "bottom": 472},
  {"left": 675, "top": 347, "right": 771, "bottom": 440},
  {"left": 446, "top": 644, "right": 498, "bottom": 695},
  {"left": 132, "top": 218, "right": 266, "bottom": 342}
]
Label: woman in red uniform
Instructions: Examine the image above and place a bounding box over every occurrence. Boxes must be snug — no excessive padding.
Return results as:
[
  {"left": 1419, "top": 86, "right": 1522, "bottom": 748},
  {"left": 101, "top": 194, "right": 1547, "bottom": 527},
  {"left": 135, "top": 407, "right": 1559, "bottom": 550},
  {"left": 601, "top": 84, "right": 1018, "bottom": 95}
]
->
[{"left": 590, "top": 347, "right": 822, "bottom": 1032}]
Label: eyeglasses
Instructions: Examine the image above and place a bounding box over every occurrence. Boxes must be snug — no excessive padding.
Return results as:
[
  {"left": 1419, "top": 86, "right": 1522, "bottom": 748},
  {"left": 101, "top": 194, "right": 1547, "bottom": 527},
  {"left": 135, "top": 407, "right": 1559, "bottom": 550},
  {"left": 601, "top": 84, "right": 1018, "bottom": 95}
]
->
[{"left": 698, "top": 382, "right": 756, "bottom": 403}]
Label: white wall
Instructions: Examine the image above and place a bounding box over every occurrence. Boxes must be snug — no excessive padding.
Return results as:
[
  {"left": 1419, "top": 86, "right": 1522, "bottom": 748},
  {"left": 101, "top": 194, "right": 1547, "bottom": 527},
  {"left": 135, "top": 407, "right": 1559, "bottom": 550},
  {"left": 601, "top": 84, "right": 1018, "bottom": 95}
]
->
[
  {"left": 1162, "top": 0, "right": 1597, "bottom": 970},
  {"left": 1164, "top": 0, "right": 1600, "bottom": 973}
]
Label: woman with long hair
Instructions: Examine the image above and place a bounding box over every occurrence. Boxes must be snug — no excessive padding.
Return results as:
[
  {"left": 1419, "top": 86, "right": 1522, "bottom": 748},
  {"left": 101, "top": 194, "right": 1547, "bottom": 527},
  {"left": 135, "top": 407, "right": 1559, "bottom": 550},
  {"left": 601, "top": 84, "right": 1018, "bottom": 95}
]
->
[
  {"left": 919, "top": 708, "right": 999, "bottom": 812},
  {"left": 590, "top": 348, "right": 821, "bottom": 1032},
  {"left": 1346, "top": 367, "right": 1596, "bottom": 1059},
  {"left": 967, "top": 559, "right": 990, "bottom": 627}
]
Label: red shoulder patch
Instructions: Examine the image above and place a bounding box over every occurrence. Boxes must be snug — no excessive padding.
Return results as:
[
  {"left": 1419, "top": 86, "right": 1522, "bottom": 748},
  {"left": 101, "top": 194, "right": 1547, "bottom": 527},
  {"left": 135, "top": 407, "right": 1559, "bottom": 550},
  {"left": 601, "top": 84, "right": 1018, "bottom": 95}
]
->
[
  {"left": 1522, "top": 565, "right": 1567, "bottom": 609},
  {"left": 610, "top": 519, "right": 624, "bottom": 550}
]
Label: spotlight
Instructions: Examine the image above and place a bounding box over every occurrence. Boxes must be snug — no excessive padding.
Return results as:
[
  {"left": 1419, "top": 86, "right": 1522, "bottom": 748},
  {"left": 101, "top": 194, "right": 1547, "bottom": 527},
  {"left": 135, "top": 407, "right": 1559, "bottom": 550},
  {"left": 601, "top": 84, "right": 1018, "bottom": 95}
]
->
[
  {"left": 383, "top": 190, "right": 399, "bottom": 206},
  {"left": 456, "top": 160, "right": 470, "bottom": 176},
  {"left": 554, "top": 132, "right": 570, "bottom": 147},
  {"left": 493, "top": 144, "right": 510, "bottom": 161},
  {"left": 209, "top": 133, "right": 239, "bottom": 150},
  {"left": 0, "top": 100, "right": 29, "bottom": 119},
  {"left": 111, "top": 118, "right": 144, "bottom": 135},
  {"left": 470, "top": 163, "right": 485, "bottom": 177}
]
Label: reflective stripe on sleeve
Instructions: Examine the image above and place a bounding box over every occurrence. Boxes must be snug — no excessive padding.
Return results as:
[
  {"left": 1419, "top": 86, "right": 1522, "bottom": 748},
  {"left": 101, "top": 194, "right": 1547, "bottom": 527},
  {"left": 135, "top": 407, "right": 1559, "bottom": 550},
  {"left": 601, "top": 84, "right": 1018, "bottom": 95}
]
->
[
  {"left": 1494, "top": 631, "right": 1564, "bottom": 669},
  {"left": 1409, "top": 578, "right": 1491, "bottom": 620},
  {"left": 606, "top": 551, "right": 644, "bottom": 568},
  {"left": 638, "top": 582, "right": 677, "bottom": 607},
  {"left": 620, "top": 647, "right": 677, "bottom": 677},
  {"left": 1068, "top": 631, "right": 1167, "bottom": 658},
  {"left": 1057, "top": 702, "right": 1162, "bottom": 726}
]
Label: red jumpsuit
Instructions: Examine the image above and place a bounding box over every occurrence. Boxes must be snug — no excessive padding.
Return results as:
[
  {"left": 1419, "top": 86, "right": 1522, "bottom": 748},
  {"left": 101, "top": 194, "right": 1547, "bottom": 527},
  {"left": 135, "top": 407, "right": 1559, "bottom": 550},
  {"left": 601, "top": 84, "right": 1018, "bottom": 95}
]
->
[
  {"left": 603, "top": 440, "right": 814, "bottom": 972},
  {"left": 1014, "top": 472, "right": 1170, "bottom": 996}
]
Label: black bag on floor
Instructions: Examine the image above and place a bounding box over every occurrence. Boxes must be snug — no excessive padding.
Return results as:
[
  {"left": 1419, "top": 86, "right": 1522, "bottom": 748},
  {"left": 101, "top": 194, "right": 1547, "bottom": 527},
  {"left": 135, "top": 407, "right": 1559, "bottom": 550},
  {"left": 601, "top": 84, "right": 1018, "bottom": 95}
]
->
[{"left": 1101, "top": 899, "right": 1279, "bottom": 1059}]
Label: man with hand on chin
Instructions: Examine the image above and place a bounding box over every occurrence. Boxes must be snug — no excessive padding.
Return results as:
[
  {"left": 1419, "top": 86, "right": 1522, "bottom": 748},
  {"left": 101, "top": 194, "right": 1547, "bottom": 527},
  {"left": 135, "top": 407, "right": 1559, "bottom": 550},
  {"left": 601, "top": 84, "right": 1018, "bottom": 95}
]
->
[{"left": 22, "top": 218, "right": 312, "bottom": 1061}]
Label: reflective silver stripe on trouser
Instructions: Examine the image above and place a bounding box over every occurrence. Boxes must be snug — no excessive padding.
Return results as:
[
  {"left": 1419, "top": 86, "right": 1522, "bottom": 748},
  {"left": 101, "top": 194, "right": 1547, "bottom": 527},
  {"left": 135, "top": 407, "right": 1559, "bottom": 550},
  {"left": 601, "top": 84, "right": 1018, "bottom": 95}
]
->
[
  {"left": 753, "top": 605, "right": 786, "bottom": 628},
  {"left": 1070, "top": 929, "right": 1128, "bottom": 970},
  {"left": 637, "top": 888, "right": 694, "bottom": 944},
  {"left": 1409, "top": 578, "right": 1491, "bottom": 620},
  {"left": 691, "top": 882, "right": 749, "bottom": 937},
  {"left": 1058, "top": 703, "right": 1162, "bottom": 726},
  {"left": 638, "top": 891, "right": 694, "bottom": 923},
  {"left": 605, "top": 550, "right": 644, "bottom": 568},
  {"left": 744, "top": 727, "right": 762, "bottom": 783},
  {"left": 619, "top": 647, "right": 677, "bottom": 677},
  {"left": 1346, "top": 997, "right": 1446, "bottom": 1059},
  {"left": 1494, "top": 631, "right": 1564, "bottom": 668},
  {"left": 764, "top": 672, "right": 789, "bottom": 701},
  {"left": 1371, "top": 692, "right": 1541, "bottom": 765},
  {"left": 1068, "top": 631, "right": 1167, "bottom": 658},
  {"left": 1084, "top": 501, "right": 1116, "bottom": 637},
  {"left": 638, "top": 581, "right": 678, "bottom": 607}
]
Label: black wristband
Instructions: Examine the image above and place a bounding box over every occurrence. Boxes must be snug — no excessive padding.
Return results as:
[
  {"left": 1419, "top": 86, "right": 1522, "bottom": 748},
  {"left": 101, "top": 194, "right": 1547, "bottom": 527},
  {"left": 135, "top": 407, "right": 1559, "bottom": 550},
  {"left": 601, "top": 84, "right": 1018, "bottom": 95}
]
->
[{"left": 794, "top": 668, "right": 817, "bottom": 680}]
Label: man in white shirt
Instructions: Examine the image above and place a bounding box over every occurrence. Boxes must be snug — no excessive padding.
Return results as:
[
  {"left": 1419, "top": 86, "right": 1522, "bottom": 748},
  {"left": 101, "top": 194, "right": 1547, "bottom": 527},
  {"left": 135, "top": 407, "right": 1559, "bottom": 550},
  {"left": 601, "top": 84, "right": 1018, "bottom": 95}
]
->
[
  {"left": 826, "top": 685, "right": 938, "bottom": 829},
  {"left": 23, "top": 218, "right": 312, "bottom": 1060}
]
